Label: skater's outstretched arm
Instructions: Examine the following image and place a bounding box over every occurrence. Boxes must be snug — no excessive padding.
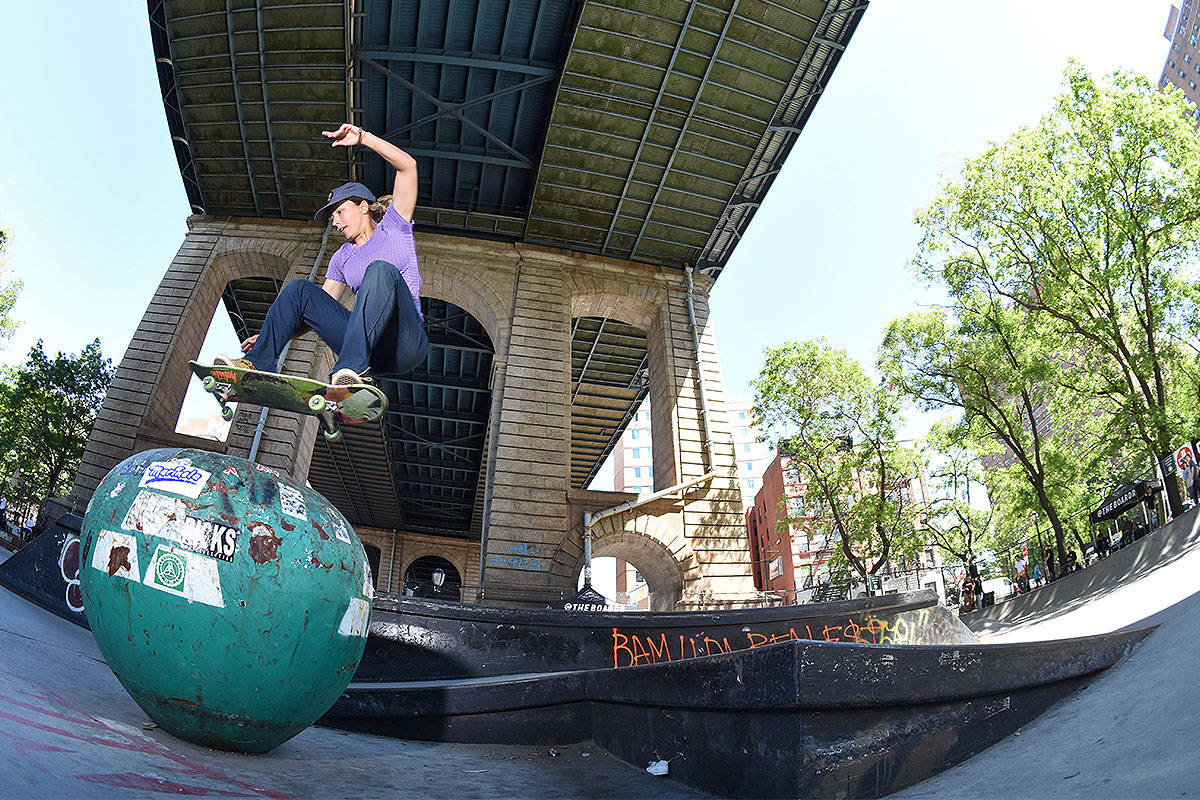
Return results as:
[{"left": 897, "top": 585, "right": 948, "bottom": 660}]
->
[{"left": 322, "top": 123, "right": 419, "bottom": 222}]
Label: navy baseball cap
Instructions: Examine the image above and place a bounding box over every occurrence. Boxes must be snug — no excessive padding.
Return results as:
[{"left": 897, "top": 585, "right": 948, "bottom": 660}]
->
[{"left": 314, "top": 181, "right": 376, "bottom": 221}]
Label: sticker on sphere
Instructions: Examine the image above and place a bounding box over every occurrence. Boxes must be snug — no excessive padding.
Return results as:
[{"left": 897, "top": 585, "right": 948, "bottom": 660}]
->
[
  {"left": 90, "top": 530, "right": 141, "bottom": 581},
  {"left": 143, "top": 544, "right": 225, "bottom": 607},
  {"left": 138, "top": 461, "right": 211, "bottom": 499},
  {"left": 122, "top": 491, "right": 238, "bottom": 562},
  {"left": 338, "top": 597, "right": 371, "bottom": 637},
  {"left": 278, "top": 483, "right": 307, "bottom": 520}
]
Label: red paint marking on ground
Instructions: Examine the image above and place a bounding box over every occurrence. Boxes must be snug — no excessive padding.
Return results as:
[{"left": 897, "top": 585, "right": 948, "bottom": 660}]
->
[
  {"left": 73, "top": 772, "right": 260, "bottom": 796},
  {"left": 0, "top": 708, "right": 147, "bottom": 752},
  {"left": 0, "top": 693, "right": 119, "bottom": 731},
  {"left": 1, "top": 670, "right": 301, "bottom": 799},
  {"left": 1, "top": 731, "right": 76, "bottom": 753}
]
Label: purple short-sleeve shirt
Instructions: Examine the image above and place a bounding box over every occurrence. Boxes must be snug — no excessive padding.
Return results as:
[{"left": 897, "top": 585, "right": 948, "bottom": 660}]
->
[{"left": 326, "top": 203, "right": 423, "bottom": 320}]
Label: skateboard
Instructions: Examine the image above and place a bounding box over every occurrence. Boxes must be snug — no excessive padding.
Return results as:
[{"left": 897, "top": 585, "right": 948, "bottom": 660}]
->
[{"left": 189, "top": 361, "right": 388, "bottom": 441}]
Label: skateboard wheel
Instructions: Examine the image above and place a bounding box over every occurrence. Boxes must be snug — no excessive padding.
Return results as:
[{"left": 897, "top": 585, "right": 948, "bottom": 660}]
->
[
  {"left": 202, "top": 376, "right": 218, "bottom": 392},
  {"left": 220, "top": 406, "right": 234, "bottom": 422},
  {"left": 323, "top": 427, "right": 341, "bottom": 442},
  {"left": 308, "top": 395, "right": 327, "bottom": 412}
]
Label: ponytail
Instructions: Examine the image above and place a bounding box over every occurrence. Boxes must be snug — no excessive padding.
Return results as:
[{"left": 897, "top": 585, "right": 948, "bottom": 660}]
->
[{"left": 369, "top": 194, "right": 393, "bottom": 222}]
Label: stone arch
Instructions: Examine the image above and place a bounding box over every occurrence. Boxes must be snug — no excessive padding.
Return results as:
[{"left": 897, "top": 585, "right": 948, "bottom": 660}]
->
[
  {"left": 148, "top": 248, "right": 297, "bottom": 433},
  {"left": 567, "top": 283, "right": 664, "bottom": 333},
  {"left": 401, "top": 550, "right": 467, "bottom": 592},
  {"left": 568, "top": 284, "right": 679, "bottom": 490},
  {"left": 585, "top": 512, "right": 687, "bottom": 611},
  {"left": 419, "top": 246, "right": 510, "bottom": 356}
]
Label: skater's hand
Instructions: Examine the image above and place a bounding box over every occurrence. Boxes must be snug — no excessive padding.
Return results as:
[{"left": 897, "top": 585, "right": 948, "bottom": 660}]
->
[
  {"left": 322, "top": 123, "right": 362, "bottom": 148},
  {"left": 240, "top": 334, "right": 258, "bottom": 354}
]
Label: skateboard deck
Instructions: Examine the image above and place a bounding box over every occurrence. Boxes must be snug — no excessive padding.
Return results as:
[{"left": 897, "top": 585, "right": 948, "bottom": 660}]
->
[{"left": 189, "top": 361, "right": 388, "bottom": 441}]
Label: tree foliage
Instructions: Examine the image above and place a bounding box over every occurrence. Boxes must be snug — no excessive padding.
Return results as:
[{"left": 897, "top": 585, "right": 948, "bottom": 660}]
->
[
  {"left": 753, "top": 340, "right": 926, "bottom": 590},
  {"left": 0, "top": 339, "right": 114, "bottom": 511},
  {"left": 920, "top": 419, "right": 996, "bottom": 568},
  {"left": 907, "top": 61, "right": 1200, "bottom": 517},
  {"left": 0, "top": 228, "right": 22, "bottom": 344}
]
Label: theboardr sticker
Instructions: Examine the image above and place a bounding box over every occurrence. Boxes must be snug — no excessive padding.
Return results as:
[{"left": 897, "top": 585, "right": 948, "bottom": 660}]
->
[
  {"left": 338, "top": 597, "right": 371, "bottom": 637},
  {"left": 139, "top": 461, "right": 211, "bottom": 499},
  {"left": 90, "top": 530, "right": 141, "bottom": 581},
  {"left": 278, "top": 483, "right": 307, "bottom": 520},
  {"left": 143, "top": 544, "right": 225, "bottom": 607},
  {"left": 122, "top": 491, "right": 239, "bottom": 561}
]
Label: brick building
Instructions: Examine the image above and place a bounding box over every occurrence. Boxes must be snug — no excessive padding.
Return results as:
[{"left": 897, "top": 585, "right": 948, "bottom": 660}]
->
[{"left": 745, "top": 446, "right": 946, "bottom": 604}]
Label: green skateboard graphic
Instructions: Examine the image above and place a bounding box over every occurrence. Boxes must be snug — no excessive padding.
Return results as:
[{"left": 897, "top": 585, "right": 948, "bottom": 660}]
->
[{"left": 189, "top": 361, "right": 387, "bottom": 441}]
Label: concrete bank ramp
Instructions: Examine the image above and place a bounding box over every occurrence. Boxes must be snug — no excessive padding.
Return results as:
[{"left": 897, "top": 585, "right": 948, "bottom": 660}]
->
[
  {"left": 964, "top": 505, "right": 1200, "bottom": 642},
  {"left": 894, "top": 509, "right": 1200, "bottom": 797}
]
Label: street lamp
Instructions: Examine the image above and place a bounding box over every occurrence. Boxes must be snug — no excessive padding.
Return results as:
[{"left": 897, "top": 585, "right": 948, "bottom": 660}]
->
[{"left": 432, "top": 568, "right": 445, "bottom": 596}]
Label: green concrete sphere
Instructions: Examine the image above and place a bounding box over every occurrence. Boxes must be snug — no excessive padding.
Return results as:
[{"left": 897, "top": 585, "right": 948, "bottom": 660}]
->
[{"left": 79, "top": 448, "right": 373, "bottom": 753}]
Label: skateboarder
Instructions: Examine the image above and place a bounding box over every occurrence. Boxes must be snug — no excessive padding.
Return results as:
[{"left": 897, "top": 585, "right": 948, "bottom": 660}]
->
[{"left": 218, "top": 123, "right": 429, "bottom": 386}]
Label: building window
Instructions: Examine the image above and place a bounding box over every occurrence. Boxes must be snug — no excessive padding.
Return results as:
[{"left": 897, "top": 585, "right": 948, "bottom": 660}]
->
[
  {"left": 743, "top": 443, "right": 751, "bottom": 453},
  {"left": 631, "top": 429, "right": 639, "bottom": 440},
  {"left": 1187, "top": 54, "right": 1193, "bottom": 63},
  {"left": 632, "top": 447, "right": 640, "bottom": 459},
  {"left": 1182, "top": 70, "right": 1188, "bottom": 78},
  {"left": 633, "top": 467, "right": 642, "bottom": 478},
  {"left": 745, "top": 461, "right": 754, "bottom": 472},
  {"left": 747, "top": 478, "right": 757, "bottom": 489},
  {"left": 738, "top": 410, "right": 747, "bottom": 420},
  {"left": 1191, "top": 81, "right": 1196, "bottom": 89},
  {"left": 740, "top": 427, "right": 749, "bottom": 436}
]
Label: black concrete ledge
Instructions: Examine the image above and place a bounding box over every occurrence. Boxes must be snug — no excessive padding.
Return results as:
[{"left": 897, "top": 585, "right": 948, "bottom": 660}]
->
[
  {"left": 358, "top": 589, "right": 977, "bottom": 681},
  {"left": 326, "top": 625, "right": 1152, "bottom": 797}
]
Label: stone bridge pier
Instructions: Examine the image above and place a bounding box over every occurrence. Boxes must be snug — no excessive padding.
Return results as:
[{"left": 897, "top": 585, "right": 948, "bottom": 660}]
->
[{"left": 73, "top": 217, "right": 760, "bottom": 609}]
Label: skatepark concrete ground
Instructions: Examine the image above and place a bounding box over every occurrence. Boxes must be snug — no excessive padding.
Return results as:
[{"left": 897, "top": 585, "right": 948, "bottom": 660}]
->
[
  {"left": 3, "top": 503, "right": 1198, "bottom": 800},
  {"left": 0, "top": 548, "right": 704, "bottom": 800},
  {"left": 894, "top": 506, "right": 1200, "bottom": 799}
]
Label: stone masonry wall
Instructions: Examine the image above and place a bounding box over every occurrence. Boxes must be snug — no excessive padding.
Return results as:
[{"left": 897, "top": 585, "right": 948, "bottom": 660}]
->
[{"left": 75, "top": 217, "right": 760, "bottom": 608}]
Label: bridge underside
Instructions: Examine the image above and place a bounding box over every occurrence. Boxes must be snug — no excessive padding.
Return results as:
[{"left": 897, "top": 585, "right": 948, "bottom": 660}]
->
[{"left": 76, "top": 0, "right": 868, "bottom": 607}]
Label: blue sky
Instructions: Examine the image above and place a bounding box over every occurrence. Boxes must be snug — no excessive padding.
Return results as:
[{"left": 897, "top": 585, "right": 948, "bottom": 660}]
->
[{"left": 0, "top": 1, "right": 1174, "bottom": 429}]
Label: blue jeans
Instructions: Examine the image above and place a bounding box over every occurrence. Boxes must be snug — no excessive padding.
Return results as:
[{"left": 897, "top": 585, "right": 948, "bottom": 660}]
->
[{"left": 246, "top": 261, "right": 428, "bottom": 378}]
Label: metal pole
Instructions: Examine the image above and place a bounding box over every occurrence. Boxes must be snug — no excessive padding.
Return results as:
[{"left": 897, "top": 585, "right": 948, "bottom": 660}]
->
[{"left": 582, "top": 514, "right": 593, "bottom": 589}]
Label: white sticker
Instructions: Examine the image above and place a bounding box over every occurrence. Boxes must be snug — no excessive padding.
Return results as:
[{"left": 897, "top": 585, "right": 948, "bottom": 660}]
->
[
  {"left": 334, "top": 522, "right": 352, "bottom": 544},
  {"left": 90, "top": 530, "right": 141, "bottom": 581},
  {"left": 278, "top": 483, "right": 307, "bottom": 520},
  {"left": 362, "top": 560, "right": 374, "bottom": 600},
  {"left": 138, "top": 461, "right": 211, "bottom": 499},
  {"left": 337, "top": 597, "right": 371, "bottom": 637},
  {"left": 121, "top": 491, "right": 239, "bottom": 562},
  {"left": 109, "top": 481, "right": 126, "bottom": 499},
  {"left": 143, "top": 544, "right": 225, "bottom": 607}
]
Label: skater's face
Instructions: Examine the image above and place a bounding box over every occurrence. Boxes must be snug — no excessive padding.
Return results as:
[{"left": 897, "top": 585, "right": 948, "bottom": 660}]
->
[{"left": 330, "top": 198, "right": 373, "bottom": 243}]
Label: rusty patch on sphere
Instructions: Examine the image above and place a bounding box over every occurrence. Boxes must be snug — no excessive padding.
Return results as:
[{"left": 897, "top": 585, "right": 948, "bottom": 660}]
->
[
  {"left": 248, "top": 523, "right": 281, "bottom": 564},
  {"left": 107, "top": 546, "right": 131, "bottom": 576}
]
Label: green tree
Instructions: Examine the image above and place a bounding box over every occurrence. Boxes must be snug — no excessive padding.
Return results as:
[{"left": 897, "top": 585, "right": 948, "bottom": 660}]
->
[
  {"left": 0, "top": 228, "right": 22, "bottom": 343},
  {"left": 921, "top": 419, "right": 996, "bottom": 568},
  {"left": 0, "top": 339, "right": 114, "bottom": 514},
  {"left": 753, "top": 339, "right": 925, "bottom": 593},
  {"left": 880, "top": 300, "right": 1086, "bottom": 561},
  {"left": 911, "top": 61, "right": 1200, "bottom": 517}
]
